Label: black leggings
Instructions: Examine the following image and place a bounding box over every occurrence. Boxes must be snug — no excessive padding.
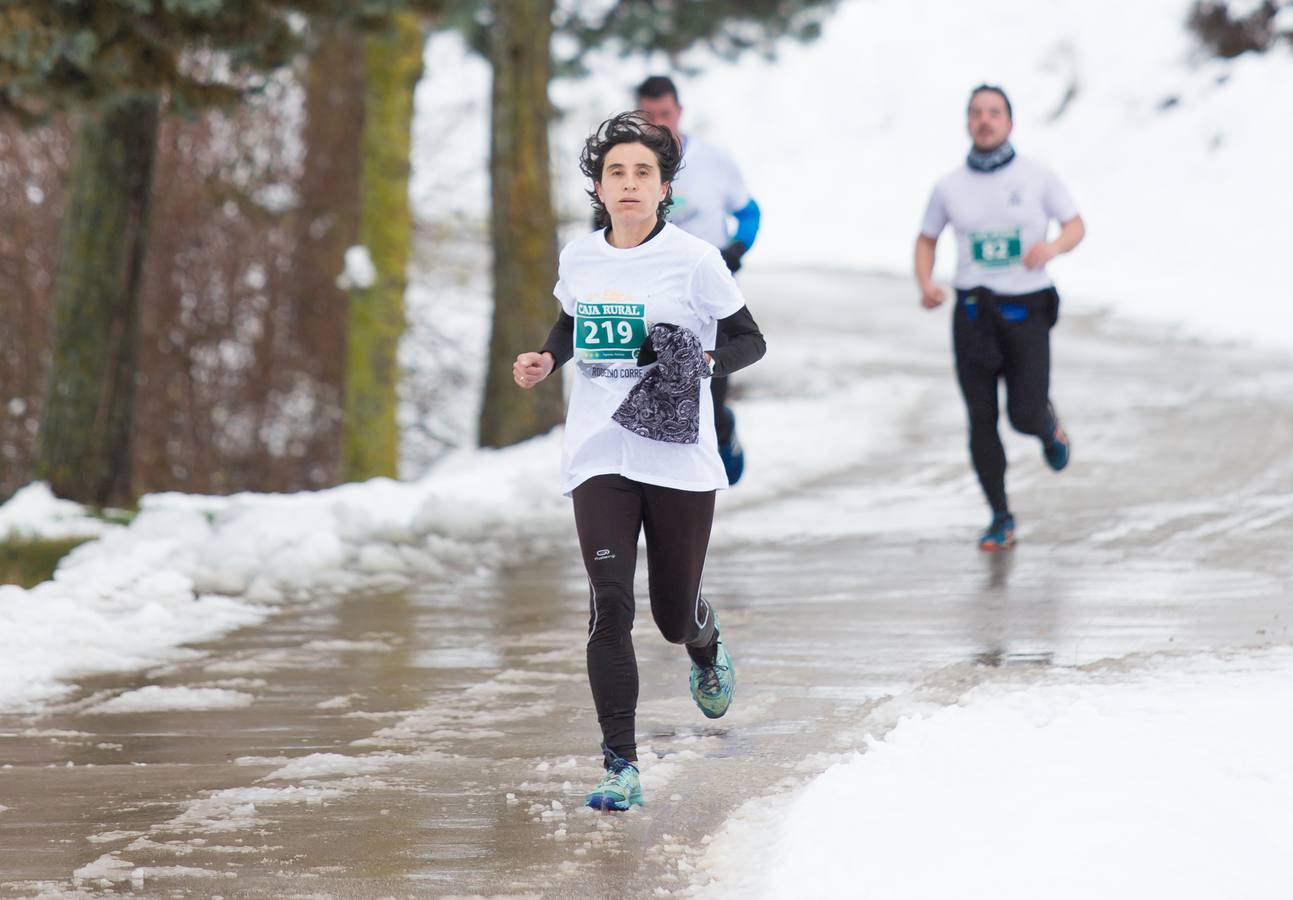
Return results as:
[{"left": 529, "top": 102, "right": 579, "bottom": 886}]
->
[
  {"left": 572, "top": 474, "right": 718, "bottom": 763},
  {"left": 953, "top": 287, "right": 1059, "bottom": 515}
]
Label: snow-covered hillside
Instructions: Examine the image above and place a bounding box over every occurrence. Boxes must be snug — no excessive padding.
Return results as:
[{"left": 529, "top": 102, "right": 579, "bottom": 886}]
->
[{"left": 416, "top": 0, "right": 1293, "bottom": 350}]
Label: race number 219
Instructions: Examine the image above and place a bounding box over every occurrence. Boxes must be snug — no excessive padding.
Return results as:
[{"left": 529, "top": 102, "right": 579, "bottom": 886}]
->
[{"left": 575, "top": 302, "right": 647, "bottom": 361}]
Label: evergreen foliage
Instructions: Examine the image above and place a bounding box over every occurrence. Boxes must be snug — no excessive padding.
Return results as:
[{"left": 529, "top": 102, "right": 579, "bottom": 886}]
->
[
  {"left": 440, "top": 0, "right": 840, "bottom": 69},
  {"left": 561, "top": 0, "right": 841, "bottom": 63},
  {"left": 0, "top": 1, "right": 443, "bottom": 118},
  {"left": 0, "top": 1, "right": 309, "bottom": 117},
  {"left": 1188, "top": 1, "right": 1292, "bottom": 58}
]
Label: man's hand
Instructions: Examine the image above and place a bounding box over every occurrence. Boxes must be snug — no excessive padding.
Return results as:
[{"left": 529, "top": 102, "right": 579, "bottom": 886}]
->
[
  {"left": 513, "top": 351, "right": 554, "bottom": 390},
  {"left": 920, "top": 281, "right": 947, "bottom": 309},
  {"left": 914, "top": 234, "right": 943, "bottom": 309},
  {"left": 1023, "top": 241, "right": 1057, "bottom": 270},
  {"left": 720, "top": 240, "right": 747, "bottom": 273}
]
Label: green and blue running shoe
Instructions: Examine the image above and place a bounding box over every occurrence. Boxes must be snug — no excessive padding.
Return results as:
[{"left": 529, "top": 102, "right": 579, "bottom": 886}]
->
[
  {"left": 978, "top": 512, "right": 1016, "bottom": 552},
  {"left": 1042, "top": 406, "right": 1070, "bottom": 472},
  {"left": 689, "top": 625, "right": 735, "bottom": 719},
  {"left": 585, "top": 745, "right": 642, "bottom": 812}
]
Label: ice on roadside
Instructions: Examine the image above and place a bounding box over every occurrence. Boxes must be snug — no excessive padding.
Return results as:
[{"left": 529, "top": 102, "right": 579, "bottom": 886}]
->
[
  {"left": 86, "top": 686, "right": 256, "bottom": 715},
  {"left": 257, "top": 751, "right": 412, "bottom": 782}
]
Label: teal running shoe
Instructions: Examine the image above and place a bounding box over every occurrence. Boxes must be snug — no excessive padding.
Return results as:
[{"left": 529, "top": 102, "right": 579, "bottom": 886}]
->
[
  {"left": 585, "top": 745, "right": 642, "bottom": 811},
  {"left": 979, "top": 512, "right": 1016, "bottom": 552},
  {"left": 689, "top": 625, "right": 735, "bottom": 719},
  {"left": 1042, "top": 407, "right": 1070, "bottom": 472}
]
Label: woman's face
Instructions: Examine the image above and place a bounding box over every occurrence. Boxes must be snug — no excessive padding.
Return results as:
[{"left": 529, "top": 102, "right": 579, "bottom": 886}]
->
[{"left": 595, "top": 142, "right": 668, "bottom": 228}]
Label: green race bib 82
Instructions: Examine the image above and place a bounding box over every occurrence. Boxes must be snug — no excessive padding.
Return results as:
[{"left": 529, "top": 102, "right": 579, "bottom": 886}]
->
[
  {"left": 969, "top": 229, "right": 1023, "bottom": 268},
  {"left": 575, "top": 302, "right": 647, "bottom": 361}
]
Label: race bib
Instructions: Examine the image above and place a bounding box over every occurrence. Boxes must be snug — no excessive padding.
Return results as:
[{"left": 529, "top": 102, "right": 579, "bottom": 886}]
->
[
  {"left": 575, "top": 302, "right": 647, "bottom": 361},
  {"left": 970, "top": 229, "right": 1022, "bottom": 268}
]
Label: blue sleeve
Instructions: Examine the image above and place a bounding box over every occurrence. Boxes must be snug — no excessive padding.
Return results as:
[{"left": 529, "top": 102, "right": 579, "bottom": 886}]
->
[{"left": 732, "top": 198, "right": 761, "bottom": 250}]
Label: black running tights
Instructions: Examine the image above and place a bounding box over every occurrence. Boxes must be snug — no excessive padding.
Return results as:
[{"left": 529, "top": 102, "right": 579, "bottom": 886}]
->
[
  {"left": 953, "top": 288, "right": 1058, "bottom": 515},
  {"left": 571, "top": 474, "right": 718, "bottom": 763}
]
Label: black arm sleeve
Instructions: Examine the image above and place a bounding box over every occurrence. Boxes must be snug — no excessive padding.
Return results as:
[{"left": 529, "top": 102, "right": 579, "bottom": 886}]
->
[
  {"left": 710, "top": 305, "right": 766, "bottom": 377},
  {"left": 540, "top": 311, "right": 574, "bottom": 369}
]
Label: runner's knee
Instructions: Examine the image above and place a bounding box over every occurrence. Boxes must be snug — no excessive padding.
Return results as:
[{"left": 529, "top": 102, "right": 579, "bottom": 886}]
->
[
  {"left": 1006, "top": 400, "right": 1048, "bottom": 436},
  {"left": 656, "top": 619, "right": 697, "bottom": 645},
  {"left": 587, "top": 582, "right": 634, "bottom": 641},
  {"left": 651, "top": 594, "right": 707, "bottom": 645}
]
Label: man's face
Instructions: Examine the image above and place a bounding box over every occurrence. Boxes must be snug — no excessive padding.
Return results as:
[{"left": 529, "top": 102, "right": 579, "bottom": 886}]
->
[
  {"left": 967, "top": 91, "right": 1012, "bottom": 152},
  {"left": 636, "top": 93, "right": 683, "bottom": 141}
]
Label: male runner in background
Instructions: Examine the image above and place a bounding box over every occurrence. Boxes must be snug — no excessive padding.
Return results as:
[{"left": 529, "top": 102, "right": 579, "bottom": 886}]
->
[
  {"left": 915, "top": 84, "right": 1085, "bottom": 550},
  {"left": 636, "top": 75, "right": 761, "bottom": 486}
]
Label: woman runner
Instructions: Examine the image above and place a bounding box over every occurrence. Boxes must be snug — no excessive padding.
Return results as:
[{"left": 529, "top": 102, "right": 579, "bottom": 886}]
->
[{"left": 512, "top": 113, "right": 766, "bottom": 811}]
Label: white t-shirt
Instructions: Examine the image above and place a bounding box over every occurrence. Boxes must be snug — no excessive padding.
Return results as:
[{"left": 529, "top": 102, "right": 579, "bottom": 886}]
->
[
  {"left": 554, "top": 223, "right": 746, "bottom": 495},
  {"left": 667, "top": 135, "right": 751, "bottom": 249},
  {"left": 920, "top": 155, "right": 1079, "bottom": 295}
]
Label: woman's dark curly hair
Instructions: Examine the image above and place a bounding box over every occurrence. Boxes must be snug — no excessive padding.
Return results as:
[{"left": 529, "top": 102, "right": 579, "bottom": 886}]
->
[{"left": 579, "top": 112, "right": 682, "bottom": 230}]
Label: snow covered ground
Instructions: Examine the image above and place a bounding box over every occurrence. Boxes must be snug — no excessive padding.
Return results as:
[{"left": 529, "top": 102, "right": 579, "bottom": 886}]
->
[
  {"left": 695, "top": 649, "right": 1293, "bottom": 899},
  {"left": 1, "top": 0, "right": 1289, "bottom": 892}
]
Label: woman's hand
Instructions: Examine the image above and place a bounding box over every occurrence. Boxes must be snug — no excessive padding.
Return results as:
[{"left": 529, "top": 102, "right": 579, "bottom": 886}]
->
[{"left": 513, "top": 351, "right": 555, "bottom": 390}]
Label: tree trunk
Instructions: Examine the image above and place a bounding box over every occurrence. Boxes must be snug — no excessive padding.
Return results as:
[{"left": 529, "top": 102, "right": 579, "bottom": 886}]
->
[
  {"left": 0, "top": 117, "right": 69, "bottom": 505},
  {"left": 344, "top": 11, "right": 424, "bottom": 481},
  {"left": 38, "top": 96, "right": 159, "bottom": 505},
  {"left": 478, "top": 0, "right": 563, "bottom": 448},
  {"left": 293, "top": 22, "right": 366, "bottom": 488}
]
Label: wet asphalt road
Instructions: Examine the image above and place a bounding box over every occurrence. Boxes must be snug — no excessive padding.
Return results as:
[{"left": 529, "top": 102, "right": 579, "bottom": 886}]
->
[{"left": 2, "top": 269, "right": 1291, "bottom": 898}]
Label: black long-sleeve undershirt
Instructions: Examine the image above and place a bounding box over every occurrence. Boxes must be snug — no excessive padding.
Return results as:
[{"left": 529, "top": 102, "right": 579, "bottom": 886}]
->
[
  {"left": 540, "top": 304, "right": 765, "bottom": 378},
  {"left": 540, "top": 312, "right": 575, "bottom": 367}
]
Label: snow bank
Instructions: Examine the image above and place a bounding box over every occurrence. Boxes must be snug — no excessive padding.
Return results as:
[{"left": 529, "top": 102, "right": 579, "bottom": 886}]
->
[
  {"left": 0, "top": 434, "right": 560, "bottom": 712},
  {"left": 696, "top": 650, "right": 1293, "bottom": 899},
  {"left": 0, "top": 483, "right": 119, "bottom": 541}
]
